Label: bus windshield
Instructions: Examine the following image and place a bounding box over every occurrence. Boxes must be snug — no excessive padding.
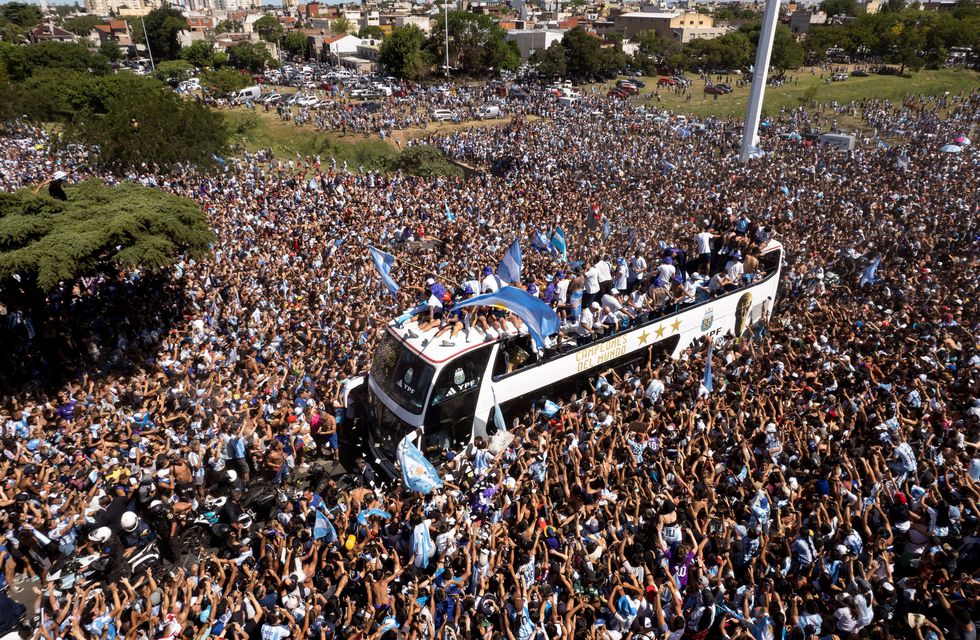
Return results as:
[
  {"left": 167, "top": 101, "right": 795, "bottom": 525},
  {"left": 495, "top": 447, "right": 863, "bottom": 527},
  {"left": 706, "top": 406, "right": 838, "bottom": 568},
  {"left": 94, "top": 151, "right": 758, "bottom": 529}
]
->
[{"left": 370, "top": 332, "right": 434, "bottom": 414}]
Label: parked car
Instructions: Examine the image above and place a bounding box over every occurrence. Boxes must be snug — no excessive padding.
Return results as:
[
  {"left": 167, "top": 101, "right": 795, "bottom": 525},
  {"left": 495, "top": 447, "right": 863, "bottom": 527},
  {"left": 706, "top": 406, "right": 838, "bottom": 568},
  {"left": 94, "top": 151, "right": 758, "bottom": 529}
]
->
[
  {"left": 295, "top": 95, "right": 319, "bottom": 107},
  {"left": 617, "top": 82, "right": 639, "bottom": 95},
  {"left": 430, "top": 108, "right": 455, "bottom": 122},
  {"left": 715, "top": 83, "right": 734, "bottom": 93},
  {"left": 627, "top": 78, "right": 646, "bottom": 88},
  {"left": 704, "top": 85, "right": 727, "bottom": 95},
  {"left": 607, "top": 88, "right": 629, "bottom": 98},
  {"left": 832, "top": 72, "right": 849, "bottom": 81},
  {"left": 852, "top": 69, "right": 869, "bottom": 77},
  {"left": 261, "top": 93, "right": 282, "bottom": 104},
  {"left": 657, "top": 77, "right": 676, "bottom": 87}
]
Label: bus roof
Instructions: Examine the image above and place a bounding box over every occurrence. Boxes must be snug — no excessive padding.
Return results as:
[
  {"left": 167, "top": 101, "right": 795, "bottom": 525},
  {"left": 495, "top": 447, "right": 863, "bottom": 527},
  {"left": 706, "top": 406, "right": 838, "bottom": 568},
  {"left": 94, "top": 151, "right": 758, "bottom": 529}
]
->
[
  {"left": 385, "top": 318, "right": 499, "bottom": 366},
  {"left": 388, "top": 238, "right": 784, "bottom": 367}
]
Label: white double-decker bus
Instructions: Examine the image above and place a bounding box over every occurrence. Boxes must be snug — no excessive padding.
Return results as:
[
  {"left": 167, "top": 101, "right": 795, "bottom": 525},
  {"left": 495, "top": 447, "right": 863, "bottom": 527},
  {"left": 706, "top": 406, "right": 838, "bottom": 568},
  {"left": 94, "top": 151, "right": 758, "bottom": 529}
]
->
[{"left": 341, "top": 240, "right": 783, "bottom": 474}]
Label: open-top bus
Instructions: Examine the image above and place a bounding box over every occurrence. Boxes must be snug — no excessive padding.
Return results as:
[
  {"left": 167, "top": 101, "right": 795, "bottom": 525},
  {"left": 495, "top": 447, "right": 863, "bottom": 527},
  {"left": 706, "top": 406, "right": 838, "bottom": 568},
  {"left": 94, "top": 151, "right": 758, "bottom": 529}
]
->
[{"left": 341, "top": 240, "right": 783, "bottom": 475}]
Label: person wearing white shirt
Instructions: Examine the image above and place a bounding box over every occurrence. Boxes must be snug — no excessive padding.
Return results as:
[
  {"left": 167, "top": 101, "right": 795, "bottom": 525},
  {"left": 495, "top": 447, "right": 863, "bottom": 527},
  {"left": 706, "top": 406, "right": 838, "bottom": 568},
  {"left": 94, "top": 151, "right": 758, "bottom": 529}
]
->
[
  {"left": 595, "top": 256, "right": 613, "bottom": 294},
  {"left": 726, "top": 252, "right": 744, "bottom": 281},
  {"left": 615, "top": 259, "right": 629, "bottom": 290},
  {"left": 584, "top": 264, "right": 601, "bottom": 308},
  {"left": 555, "top": 273, "right": 571, "bottom": 305},
  {"left": 576, "top": 303, "right": 598, "bottom": 341},
  {"left": 694, "top": 230, "right": 714, "bottom": 274},
  {"left": 481, "top": 266, "right": 503, "bottom": 293},
  {"left": 657, "top": 257, "right": 676, "bottom": 284}
]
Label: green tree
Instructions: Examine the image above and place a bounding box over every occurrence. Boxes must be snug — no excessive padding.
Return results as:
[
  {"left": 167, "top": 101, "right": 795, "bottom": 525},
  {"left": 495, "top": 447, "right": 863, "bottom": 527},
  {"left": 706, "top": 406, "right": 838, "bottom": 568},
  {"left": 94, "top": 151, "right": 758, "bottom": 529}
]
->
[
  {"left": 384, "top": 145, "right": 463, "bottom": 178},
  {"left": 214, "top": 19, "right": 241, "bottom": 34},
  {"left": 1, "top": 2, "right": 41, "bottom": 27},
  {"left": 428, "top": 11, "right": 519, "bottom": 76},
  {"left": 379, "top": 24, "right": 432, "bottom": 79},
  {"left": 181, "top": 40, "right": 215, "bottom": 67},
  {"left": 99, "top": 40, "right": 123, "bottom": 62},
  {"left": 0, "top": 180, "right": 214, "bottom": 294},
  {"left": 282, "top": 30, "right": 308, "bottom": 58},
  {"left": 71, "top": 82, "right": 228, "bottom": 172},
  {"left": 562, "top": 26, "right": 602, "bottom": 77},
  {"left": 332, "top": 16, "right": 354, "bottom": 34},
  {"left": 739, "top": 22, "right": 805, "bottom": 71},
  {"left": 530, "top": 40, "right": 567, "bottom": 77},
  {"left": 819, "top": 0, "right": 859, "bottom": 16},
  {"left": 253, "top": 15, "right": 283, "bottom": 42},
  {"left": 227, "top": 40, "right": 274, "bottom": 73},
  {"left": 2, "top": 40, "right": 108, "bottom": 81},
  {"left": 358, "top": 25, "right": 384, "bottom": 40},
  {"left": 200, "top": 67, "right": 251, "bottom": 93},
  {"left": 141, "top": 6, "right": 188, "bottom": 60},
  {"left": 153, "top": 59, "right": 194, "bottom": 82},
  {"left": 62, "top": 14, "right": 104, "bottom": 36}
]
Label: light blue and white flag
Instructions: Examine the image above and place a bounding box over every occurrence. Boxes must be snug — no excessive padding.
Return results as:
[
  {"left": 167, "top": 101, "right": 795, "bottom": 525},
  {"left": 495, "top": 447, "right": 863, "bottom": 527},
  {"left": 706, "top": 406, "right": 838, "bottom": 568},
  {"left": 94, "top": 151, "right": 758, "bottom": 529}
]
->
[
  {"left": 550, "top": 227, "right": 567, "bottom": 262},
  {"left": 398, "top": 435, "right": 444, "bottom": 495},
  {"left": 531, "top": 229, "right": 550, "bottom": 252},
  {"left": 412, "top": 519, "right": 435, "bottom": 569},
  {"left": 368, "top": 245, "right": 400, "bottom": 297},
  {"left": 699, "top": 339, "right": 714, "bottom": 398},
  {"left": 602, "top": 218, "right": 611, "bottom": 241},
  {"left": 356, "top": 508, "right": 392, "bottom": 524},
  {"left": 859, "top": 257, "right": 882, "bottom": 287},
  {"left": 456, "top": 286, "right": 559, "bottom": 349},
  {"left": 308, "top": 176, "right": 319, "bottom": 191},
  {"left": 313, "top": 508, "right": 337, "bottom": 542},
  {"left": 541, "top": 400, "right": 561, "bottom": 417},
  {"left": 497, "top": 239, "right": 523, "bottom": 285},
  {"left": 445, "top": 202, "right": 456, "bottom": 222},
  {"left": 492, "top": 388, "right": 507, "bottom": 433}
]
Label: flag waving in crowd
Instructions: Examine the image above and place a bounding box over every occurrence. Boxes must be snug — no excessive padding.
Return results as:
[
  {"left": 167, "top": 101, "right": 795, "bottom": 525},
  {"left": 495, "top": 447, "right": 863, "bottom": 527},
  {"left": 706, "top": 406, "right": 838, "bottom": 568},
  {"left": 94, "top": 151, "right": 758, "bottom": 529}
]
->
[
  {"left": 398, "top": 435, "right": 444, "bottom": 495},
  {"left": 497, "top": 239, "right": 523, "bottom": 284},
  {"left": 369, "top": 245, "right": 400, "bottom": 296}
]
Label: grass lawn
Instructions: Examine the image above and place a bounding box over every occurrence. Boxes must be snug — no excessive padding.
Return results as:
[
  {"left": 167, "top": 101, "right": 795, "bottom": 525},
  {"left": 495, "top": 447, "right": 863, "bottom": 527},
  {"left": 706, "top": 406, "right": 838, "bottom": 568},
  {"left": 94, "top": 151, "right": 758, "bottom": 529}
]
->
[
  {"left": 224, "top": 108, "right": 398, "bottom": 169},
  {"left": 597, "top": 68, "right": 980, "bottom": 123}
]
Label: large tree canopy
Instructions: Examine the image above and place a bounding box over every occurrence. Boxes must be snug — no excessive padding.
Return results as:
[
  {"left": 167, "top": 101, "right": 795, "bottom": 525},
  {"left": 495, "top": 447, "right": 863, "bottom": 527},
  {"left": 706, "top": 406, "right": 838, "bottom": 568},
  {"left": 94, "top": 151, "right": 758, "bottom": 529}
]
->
[
  {"left": 379, "top": 25, "right": 432, "bottom": 79},
  {"left": 0, "top": 180, "right": 213, "bottom": 292},
  {"left": 142, "top": 6, "right": 189, "bottom": 61}
]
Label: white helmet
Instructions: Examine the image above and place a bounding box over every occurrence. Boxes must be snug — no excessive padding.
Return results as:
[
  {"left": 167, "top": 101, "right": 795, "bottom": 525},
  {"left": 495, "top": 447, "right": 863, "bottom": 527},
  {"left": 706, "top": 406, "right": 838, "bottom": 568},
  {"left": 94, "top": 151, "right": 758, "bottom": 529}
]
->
[
  {"left": 121, "top": 511, "right": 139, "bottom": 532},
  {"left": 226, "top": 470, "right": 238, "bottom": 483},
  {"left": 89, "top": 526, "right": 112, "bottom": 543}
]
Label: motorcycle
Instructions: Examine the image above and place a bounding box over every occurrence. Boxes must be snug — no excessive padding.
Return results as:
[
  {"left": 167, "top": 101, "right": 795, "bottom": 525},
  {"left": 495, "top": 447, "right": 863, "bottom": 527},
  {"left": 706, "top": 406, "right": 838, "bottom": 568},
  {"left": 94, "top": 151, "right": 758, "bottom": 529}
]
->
[{"left": 177, "top": 496, "right": 255, "bottom": 555}]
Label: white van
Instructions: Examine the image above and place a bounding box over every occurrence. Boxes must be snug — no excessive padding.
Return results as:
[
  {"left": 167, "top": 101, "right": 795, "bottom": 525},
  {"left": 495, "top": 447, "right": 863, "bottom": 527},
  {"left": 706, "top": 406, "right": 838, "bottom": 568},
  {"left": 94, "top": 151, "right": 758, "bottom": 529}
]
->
[
  {"left": 231, "top": 86, "right": 261, "bottom": 103},
  {"left": 476, "top": 104, "right": 501, "bottom": 119},
  {"left": 818, "top": 133, "right": 855, "bottom": 151},
  {"left": 557, "top": 96, "right": 578, "bottom": 107}
]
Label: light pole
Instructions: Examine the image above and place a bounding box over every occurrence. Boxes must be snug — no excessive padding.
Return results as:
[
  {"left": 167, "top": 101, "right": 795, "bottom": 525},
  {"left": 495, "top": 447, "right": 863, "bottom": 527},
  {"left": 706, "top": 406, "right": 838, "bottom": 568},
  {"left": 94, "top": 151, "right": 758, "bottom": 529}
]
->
[
  {"left": 738, "top": 0, "right": 780, "bottom": 162},
  {"left": 140, "top": 13, "right": 155, "bottom": 71},
  {"left": 444, "top": 0, "right": 450, "bottom": 78}
]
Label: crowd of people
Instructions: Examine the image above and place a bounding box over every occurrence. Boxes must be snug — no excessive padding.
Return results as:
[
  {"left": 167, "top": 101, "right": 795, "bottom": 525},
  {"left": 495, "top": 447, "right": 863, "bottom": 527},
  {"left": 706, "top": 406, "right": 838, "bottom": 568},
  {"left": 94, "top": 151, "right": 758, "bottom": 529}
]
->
[{"left": 0, "top": 84, "right": 978, "bottom": 640}]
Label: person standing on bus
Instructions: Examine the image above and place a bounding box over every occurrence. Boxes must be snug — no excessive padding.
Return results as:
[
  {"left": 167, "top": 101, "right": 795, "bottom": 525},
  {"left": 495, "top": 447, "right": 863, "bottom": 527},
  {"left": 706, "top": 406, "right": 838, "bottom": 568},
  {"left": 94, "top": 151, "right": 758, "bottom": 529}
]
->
[
  {"left": 583, "top": 262, "right": 601, "bottom": 310},
  {"left": 629, "top": 250, "right": 647, "bottom": 294},
  {"left": 481, "top": 266, "right": 503, "bottom": 293},
  {"left": 596, "top": 254, "right": 613, "bottom": 296},
  {"left": 614, "top": 258, "right": 629, "bottom": 292},
  {"left": 693, "top": 229, "right": 714, "bottom": 275}
]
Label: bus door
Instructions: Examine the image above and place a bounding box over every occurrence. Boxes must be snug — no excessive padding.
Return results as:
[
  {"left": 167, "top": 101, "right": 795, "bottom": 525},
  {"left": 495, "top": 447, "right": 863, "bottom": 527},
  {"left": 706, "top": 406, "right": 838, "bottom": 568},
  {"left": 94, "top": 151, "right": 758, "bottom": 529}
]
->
[
  {"left": 339, "top": 378, "right": 369, "bottom": 469},
  {"left": 422, "top": 346, "right": 492, "bottom": 464}
]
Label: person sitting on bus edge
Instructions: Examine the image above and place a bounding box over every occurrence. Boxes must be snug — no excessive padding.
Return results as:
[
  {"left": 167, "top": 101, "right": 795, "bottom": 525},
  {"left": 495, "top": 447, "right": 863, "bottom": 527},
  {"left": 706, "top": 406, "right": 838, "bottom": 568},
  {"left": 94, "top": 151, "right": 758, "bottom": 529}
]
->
[
  {"left": 726, "top": 251, "right": 745, "bottom": 281},
  {"left": 601, "top": 289, "right": 636, "bottom": 327},
  {"left": 627, "top": 286, "right": 648, "bottom": 322},
  {"left": 574, "top": 302, "right": 599, "bottom": 344}
]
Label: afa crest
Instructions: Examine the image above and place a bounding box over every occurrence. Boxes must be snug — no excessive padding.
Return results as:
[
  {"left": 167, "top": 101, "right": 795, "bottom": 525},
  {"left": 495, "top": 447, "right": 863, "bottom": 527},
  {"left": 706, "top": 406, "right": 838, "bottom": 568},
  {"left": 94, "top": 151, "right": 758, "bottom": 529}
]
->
[{"left": 701, "top": 309, "right": 714, "bottom": 332}]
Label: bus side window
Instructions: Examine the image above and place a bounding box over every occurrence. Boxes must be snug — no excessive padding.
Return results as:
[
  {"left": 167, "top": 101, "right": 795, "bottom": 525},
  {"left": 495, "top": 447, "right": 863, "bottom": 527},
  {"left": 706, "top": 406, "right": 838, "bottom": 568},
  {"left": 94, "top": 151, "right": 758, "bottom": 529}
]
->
[{"left": 492, "top": 336, "right": 537, "bottom": 379}]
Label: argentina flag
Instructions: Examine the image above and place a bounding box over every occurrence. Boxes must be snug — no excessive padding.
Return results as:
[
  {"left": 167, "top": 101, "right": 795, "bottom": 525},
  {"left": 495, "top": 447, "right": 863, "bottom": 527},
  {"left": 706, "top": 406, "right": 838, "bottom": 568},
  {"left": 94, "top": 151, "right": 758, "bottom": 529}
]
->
[
  {"left": 398, "top": 435, "right": 444, "bottom": 495},
  {"left": 550, "top": 227, "right": 567, "bottom": 261},
  {"left": 368, "top": 245, "right": 400, "bottom": 297},
  {"left": 497, "top": 239, "right": 523, "bottom": 284}
]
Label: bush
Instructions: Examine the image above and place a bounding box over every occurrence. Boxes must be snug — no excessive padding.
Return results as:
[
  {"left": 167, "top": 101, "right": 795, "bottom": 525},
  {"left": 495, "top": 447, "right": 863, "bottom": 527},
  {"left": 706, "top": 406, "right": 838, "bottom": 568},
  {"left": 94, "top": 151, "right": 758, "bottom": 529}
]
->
[{"left": 385, "top": 145, "right": 463, "bottom": 178}]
